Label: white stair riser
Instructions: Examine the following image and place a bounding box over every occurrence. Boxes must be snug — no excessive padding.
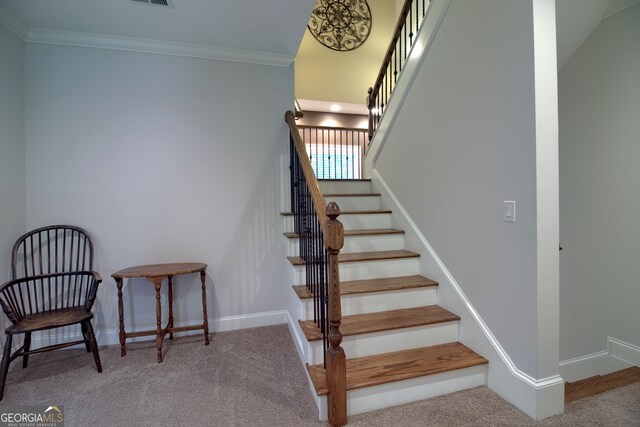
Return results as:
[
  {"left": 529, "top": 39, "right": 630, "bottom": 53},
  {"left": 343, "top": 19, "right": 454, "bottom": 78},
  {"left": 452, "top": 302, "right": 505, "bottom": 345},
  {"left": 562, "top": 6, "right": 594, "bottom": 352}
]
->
[
  {"left": 314, "top": 365, "right": 488, "bottom": 420},
  {"left": 338, "top": 214, "right": 391, "bottom": 230},
  {"left": 324, "top": 196, "right": 381, "bottom": 211},
  {"left": 319, "top": 180, "right": 372, "bottom": 194},
  {"left": 293, "top": 258, "right": 420, "bottom": 283},
  {"left": 283, "top": 213, "right": 391, "bottom": 232},
  {"left": 288, "top": 234, "right": 404, "bottom": 256},
  {"left": 304, "top": 322, "right": 459, "bottom": 364},
  {"left": 299, "top": 287, "right": 438, "bottom": 319}
]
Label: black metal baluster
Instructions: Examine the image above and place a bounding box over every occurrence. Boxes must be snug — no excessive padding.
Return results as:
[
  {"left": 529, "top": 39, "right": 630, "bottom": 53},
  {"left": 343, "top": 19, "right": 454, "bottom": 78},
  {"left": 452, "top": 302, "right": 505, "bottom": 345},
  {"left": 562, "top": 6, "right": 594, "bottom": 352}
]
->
[
  {"left": 318, "top": 129, "right": 321, "bottom": 179},
  {"left": 394, "top": 45, "right": 398, "bottom": 84},
  {"left": 383, "top": 72, "right": 386, "bottom": 111},
  {"left": 289, "top": 135, "right": 295, "bottom": 226},
  {"left": 313, "top": 200, "right": 318, "bottom": 327},
  {"left": 333, "top": 129, "right": 337, "bottom": 179},
  {"left": 360, "top": 131, "right": 365, "bottom": 178},
  {"left": 386, "top": 67, "right": 390, "bottom": 106},
  {"left": 339, "top": 129, "right": 343, "bottom": 179},
  {"left": 409, "top": 4, "right": 414, "bottom": 47},
  {"left": 347, "top": 130, "right": 355, "bottom": 179},
  {"left": 320, "top": 243, "right": 327, "bottom": 366},
  {"left": 404, "top": 22, "right": 407, "bottom": 60},
  {"left": 293, "top": 146, "right": 297, "bottom": 232},
  {"left": 389, "top": 62, "right": 391, "bottom": 103}
]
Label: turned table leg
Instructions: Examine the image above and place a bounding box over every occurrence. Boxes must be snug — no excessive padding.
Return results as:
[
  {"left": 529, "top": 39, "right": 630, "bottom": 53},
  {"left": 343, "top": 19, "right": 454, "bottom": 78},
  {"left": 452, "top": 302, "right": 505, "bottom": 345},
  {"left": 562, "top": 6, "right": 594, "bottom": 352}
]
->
[
  {"left": 116, "top": 278, "right": 127, "bottom": 357},
  {"left": 149, "top": 276, "right": 165, "bottom": 363},
  {"left": 200, "top": 270, "right": 209, "bottom": 345}
]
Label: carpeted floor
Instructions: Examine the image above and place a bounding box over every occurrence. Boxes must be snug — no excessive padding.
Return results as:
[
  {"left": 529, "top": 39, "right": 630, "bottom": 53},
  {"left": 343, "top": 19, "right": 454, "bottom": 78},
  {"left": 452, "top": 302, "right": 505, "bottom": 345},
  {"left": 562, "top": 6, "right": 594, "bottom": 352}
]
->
[{"left": 1, "top": 325, "right": 638, "bottom": 426}]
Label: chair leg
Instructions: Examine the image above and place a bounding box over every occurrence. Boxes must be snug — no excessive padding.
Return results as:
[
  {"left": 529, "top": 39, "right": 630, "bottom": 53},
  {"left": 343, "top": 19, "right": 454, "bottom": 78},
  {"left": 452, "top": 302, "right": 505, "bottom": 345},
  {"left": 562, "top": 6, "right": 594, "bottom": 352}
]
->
[
  {"left": 0, "top": 334, "right": 13, "bottom": 401},
  {"left": 80, "top": 323, "right": 91, "bottom": 353},
  {"left": 83, "top": 320, "right": 102, "bottom": 373},
  {"left": 22, "top": 332, "right": 31, "bottom": 368}
]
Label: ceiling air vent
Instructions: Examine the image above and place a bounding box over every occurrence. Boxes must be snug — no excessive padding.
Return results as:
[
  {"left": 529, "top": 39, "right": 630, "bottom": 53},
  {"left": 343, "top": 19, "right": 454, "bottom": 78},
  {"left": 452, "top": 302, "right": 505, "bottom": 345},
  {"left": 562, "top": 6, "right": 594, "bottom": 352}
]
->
[{"left": 130, "top": 0, "right": 173, "bottom": 8}]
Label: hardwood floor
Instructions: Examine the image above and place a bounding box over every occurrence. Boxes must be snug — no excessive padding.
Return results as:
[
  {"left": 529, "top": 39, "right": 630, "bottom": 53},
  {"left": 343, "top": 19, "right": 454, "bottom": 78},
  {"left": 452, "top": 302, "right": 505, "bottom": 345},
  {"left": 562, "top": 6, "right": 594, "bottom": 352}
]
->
[{"left": 565, "top": 367, "right": 640, "bottom": 404}]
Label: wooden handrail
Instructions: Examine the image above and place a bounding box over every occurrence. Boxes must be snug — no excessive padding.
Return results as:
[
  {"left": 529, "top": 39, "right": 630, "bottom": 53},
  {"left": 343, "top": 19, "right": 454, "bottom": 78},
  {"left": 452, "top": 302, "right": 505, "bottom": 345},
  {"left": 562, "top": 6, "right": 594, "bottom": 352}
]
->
[
  {"left": 368, "top": 0, "right": 431, "bottom": 141},
  {"left": 285, "top": 110, "right": 347, "bottom": 427},
  {"left": 285, "top": 110, "right": 329, "bottom": 231},
  {"left": 371, "top": 0, "right": 414, "bottom": 99}
]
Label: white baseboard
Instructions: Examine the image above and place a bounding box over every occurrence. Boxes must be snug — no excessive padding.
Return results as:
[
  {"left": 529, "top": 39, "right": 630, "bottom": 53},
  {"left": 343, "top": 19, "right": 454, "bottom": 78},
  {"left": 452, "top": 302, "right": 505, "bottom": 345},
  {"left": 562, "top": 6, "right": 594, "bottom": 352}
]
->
[
  {"left": 608, "top": 336, "right": 640, "bottom": 367},
  {"left": 21, "top": 310, "right": 288, "bottom": 350},
  {"left": 559, "top": 350, "right": 631, "bottom": 383},
  {"left": 211, "top": 310, "right": 287, "bottom": 332},
  {"left": 559, "top": 336, "right": 639, "bottom": 382},
  {"left": 371, "top": 169, "right": 564, "bottom": 420}
]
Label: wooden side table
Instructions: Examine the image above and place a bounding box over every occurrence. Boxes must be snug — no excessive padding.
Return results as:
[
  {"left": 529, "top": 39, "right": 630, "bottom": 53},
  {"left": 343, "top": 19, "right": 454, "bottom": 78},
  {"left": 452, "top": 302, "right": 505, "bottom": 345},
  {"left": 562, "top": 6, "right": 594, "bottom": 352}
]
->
[{"left": 112, "top": 262, "right": 209, "bottom": 363}]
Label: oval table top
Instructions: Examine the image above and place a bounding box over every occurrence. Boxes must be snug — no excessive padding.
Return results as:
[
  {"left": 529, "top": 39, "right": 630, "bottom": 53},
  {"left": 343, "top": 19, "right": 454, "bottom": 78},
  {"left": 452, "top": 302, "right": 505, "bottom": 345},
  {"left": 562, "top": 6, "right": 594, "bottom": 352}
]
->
[{"left": 112, "top": 262, "right": 207, "bottom": 279}]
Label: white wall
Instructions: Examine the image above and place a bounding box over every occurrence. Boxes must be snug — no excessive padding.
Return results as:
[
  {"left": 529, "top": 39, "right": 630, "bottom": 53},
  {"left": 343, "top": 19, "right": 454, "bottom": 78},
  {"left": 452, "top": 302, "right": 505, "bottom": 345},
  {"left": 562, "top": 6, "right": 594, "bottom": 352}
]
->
[
  {"left": 0, "top": 23, "right": 25, "bottom": 283},
  {"left": 25, "top": 44, "right": 293, "bottom": 342},
  {"left": 559, "top": 3, "right": 640, "bottom": 360},
  {"left": 374, "top": 0, "right": 552, "bottom": 379}
]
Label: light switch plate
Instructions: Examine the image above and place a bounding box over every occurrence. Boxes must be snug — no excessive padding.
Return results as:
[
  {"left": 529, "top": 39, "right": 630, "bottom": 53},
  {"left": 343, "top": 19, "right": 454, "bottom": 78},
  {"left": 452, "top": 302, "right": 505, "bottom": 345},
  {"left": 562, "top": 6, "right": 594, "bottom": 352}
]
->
[{"left": 504, "top": 201, "right": 516, "bottom": 223}]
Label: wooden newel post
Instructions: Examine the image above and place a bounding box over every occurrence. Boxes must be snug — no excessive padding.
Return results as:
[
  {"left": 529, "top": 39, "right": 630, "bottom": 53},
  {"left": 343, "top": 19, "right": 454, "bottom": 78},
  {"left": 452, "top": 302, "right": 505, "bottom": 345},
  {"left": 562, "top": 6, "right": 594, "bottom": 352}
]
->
[
  {"left": 324, "top": 201, "right": 347, "bottom": 427},
  {"left": 367, "top": 87, "right": 374, "bottom": 142}
]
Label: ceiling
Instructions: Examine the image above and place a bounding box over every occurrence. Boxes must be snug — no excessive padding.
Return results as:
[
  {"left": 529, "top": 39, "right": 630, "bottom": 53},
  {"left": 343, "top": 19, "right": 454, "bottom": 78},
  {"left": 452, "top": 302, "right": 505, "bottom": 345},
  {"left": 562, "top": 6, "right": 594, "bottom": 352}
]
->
[
  {"left": 2, "top": 0, "right": 638, "bottom": 111},
  {"left": 2, "top": 0, "right": 638, "bottom": 67},
  {"left": 556, "top": 0, "right": 639, "bottom": 68},
  {"left": 298, "top": 99, "right": 369, "bottom": 115},
  {"left": 0, "top": 0, "right": 315, "bottom": 61}
]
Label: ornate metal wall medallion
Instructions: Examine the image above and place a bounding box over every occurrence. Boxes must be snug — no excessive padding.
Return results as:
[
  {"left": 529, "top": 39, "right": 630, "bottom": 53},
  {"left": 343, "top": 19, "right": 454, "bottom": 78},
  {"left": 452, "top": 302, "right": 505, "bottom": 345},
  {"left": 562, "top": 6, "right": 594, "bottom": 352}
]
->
[{"left": 308, "top": 0, "right": 372, "bottom": 52}]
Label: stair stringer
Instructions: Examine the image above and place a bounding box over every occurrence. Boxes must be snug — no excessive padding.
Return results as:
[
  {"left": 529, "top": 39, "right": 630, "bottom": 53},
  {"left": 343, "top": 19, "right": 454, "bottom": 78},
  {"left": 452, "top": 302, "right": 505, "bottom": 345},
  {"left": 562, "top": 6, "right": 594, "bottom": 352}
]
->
[{"left": 370, "top": 169, "right": 565, "bottom": 421}]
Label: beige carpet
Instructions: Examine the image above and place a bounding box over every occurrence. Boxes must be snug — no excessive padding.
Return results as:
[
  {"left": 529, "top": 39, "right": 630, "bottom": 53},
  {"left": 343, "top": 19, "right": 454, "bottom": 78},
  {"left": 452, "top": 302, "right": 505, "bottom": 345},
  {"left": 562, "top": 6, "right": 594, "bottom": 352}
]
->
[{"left": 1, "top": 325, "right": 638, "bottom": 426}]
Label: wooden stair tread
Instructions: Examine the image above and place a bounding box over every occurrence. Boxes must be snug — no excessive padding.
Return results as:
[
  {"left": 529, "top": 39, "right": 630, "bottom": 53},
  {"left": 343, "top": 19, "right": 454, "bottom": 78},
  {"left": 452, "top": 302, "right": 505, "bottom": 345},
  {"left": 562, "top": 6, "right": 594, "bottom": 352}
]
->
[
  {"left": 288, "top": 250, "right": 419, "bottom": 266},
  {"left": 319, "top": 179, "right": 371, "bottom": 182},
  {"left": 336, "top": 210, "right": 391, "bottom": 215},
  {"left": 323, "top": 193, "right": 381, "bottom": 197},
  {"left": 307, "top": 342, "right": 488, "bottom": 396},
  {"left": 293, "top": 275, "right": 438, "bottom": 299},
  {"left": 339, "top": 250, "right": 418, "bottom": 262},
  {"left": 281, "top": 209, "right": 391, "bottom": 216},
  {"left": 284, "top": 228, "right": 404, "bottom": 239},
  {"left": 299, "top": 305, "right": 459, "bottom": 341}
]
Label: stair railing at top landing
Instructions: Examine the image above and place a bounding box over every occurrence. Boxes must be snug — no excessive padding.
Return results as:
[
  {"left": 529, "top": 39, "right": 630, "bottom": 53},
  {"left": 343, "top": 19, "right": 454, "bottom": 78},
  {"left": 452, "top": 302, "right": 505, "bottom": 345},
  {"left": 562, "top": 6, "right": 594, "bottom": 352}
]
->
[
  {"left": 285, "top": 111, "right": 347, "bottom": 427},
  {"left": 367, "top": 0, "right": 432, "bottom": 142},
  {"left": 298, "top": 125, "right": 369, "bottom": 180}
]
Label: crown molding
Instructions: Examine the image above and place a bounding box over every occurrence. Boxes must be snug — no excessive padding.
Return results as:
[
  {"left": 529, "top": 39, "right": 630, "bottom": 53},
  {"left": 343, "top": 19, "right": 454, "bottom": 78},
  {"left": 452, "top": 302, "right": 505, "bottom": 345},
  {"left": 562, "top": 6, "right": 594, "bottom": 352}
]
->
[
  {"left": 0, "top": 4, "right": 28, "bottom": 40},
  {"left": 24, "top": 29, "right": 294, "bottom": 67}
]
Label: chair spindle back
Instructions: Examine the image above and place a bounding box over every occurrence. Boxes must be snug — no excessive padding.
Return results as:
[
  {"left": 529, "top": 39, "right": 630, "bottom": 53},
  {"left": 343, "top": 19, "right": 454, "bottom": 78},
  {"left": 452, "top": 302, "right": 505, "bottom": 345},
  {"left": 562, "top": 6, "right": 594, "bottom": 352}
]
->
[{"left": 11, "top": 225, "right": 94, "bottom": 280}]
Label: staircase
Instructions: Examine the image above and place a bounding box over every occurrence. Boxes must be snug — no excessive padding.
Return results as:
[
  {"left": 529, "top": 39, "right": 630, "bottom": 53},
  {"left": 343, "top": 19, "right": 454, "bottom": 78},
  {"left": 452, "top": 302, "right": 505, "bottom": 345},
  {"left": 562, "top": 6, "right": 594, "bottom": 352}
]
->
[{"left": 284, "top": 178, "right": 488, "bottom": 420}]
